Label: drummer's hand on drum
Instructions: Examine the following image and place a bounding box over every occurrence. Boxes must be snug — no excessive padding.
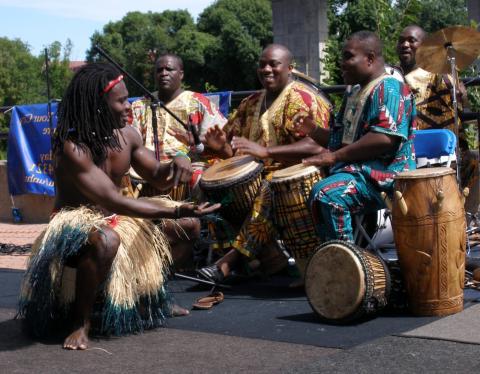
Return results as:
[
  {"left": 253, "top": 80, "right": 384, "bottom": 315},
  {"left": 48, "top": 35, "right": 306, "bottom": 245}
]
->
[
  {"left": 293, "top": 114, "right": 316, "bottom": 137},
  {"left": 302, "top": 150, "right": 336, "bottom": 167},
  {"left": 205, "top": 125, "right": 227, "bottom": 152},
  {"left": 231, "top": 137, "right": 269, "bottom": 159},
  {"left": 172, "top": 154, "right": 193, "bottom": 187},
  {"left": 177, "top": 202, "right": 221, "bottom": 217}
]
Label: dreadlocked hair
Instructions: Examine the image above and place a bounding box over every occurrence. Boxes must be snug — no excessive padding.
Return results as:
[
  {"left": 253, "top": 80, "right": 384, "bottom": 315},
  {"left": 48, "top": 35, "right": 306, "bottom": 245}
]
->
[{"left": 54, "top": 62, "right": 124, "bottom": 165}]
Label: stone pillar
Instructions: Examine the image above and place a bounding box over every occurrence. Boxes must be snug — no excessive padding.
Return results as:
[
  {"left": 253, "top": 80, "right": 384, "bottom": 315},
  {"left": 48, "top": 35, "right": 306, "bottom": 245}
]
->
[
  {"left": 271, "top": 0, "right": 328, "bottom": 82},
  {"left": 468, "top": 0, "right": 480, "bottom": 26}
]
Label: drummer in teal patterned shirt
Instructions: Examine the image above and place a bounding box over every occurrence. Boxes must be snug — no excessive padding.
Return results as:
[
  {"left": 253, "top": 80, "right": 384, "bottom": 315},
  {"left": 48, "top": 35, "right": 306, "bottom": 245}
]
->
[{"left": 295, "top": 30, "right": 416, "bottom": 242}]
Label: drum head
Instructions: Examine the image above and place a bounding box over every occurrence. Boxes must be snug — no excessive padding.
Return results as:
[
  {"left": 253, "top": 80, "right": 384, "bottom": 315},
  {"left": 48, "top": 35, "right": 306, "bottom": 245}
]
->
[
  {"left": 305, "top": 242, "right": 366, "bottom": 320},
  {"left": 271, "top": 163, "right": 320, "bottom": 182},
  {"left": 201, "top": 155, "right": 262, "bottom": 186},
  {"left": 395, "top": 166, "right": 454, "bottom": 179}
]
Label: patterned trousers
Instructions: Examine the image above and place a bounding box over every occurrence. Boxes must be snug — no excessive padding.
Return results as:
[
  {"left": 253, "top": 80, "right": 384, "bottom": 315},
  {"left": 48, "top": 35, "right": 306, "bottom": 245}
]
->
[{"left": 309, "top": 172, "right": 385, "bottom": 242}]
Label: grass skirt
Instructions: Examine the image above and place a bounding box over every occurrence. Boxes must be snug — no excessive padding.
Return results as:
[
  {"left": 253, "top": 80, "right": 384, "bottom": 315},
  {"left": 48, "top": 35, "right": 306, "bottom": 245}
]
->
[{"left": 18, "top": 206, "right": 172, "bottom": 337}]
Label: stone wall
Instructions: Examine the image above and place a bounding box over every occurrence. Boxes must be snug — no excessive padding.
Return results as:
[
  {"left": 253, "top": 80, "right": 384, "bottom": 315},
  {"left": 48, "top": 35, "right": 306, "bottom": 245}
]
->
[{"left": 0, "top": 161, "right": 53, "bottom": 223}]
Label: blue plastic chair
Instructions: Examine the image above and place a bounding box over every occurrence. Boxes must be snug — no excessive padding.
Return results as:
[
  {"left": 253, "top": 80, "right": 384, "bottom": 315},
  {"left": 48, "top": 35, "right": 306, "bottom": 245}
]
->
[{"left": 413, "top": 129, "right": 457, "bottom": 168}]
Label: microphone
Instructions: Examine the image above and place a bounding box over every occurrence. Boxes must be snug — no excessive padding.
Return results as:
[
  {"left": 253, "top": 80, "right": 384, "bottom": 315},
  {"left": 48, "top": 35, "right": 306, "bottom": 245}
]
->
[{"left": 188, "top": 115, "right": 204, "bottom": 154}]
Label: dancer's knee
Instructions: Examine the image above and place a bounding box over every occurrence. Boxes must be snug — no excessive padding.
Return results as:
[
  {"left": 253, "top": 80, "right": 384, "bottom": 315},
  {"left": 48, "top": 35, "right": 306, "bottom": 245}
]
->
[{"left": 88, "top": 227, "right": 120, "bottom": 263}]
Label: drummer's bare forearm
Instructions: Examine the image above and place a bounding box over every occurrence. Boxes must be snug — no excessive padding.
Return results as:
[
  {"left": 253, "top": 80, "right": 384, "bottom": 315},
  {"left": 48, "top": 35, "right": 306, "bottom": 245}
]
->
[
  {"left": 134, "top": 160, "right": 171, "bottom": 190},
  {"left": 110, "top": 195, "right": 179, "bottom": 219},
  {"left": 266, "top": 137, "right": 327, "bottom": 163},
  {"left": 333, "top": 132, "right": 400, "bottom": 163},
  {"left": 309, "top": 126, "right": 330, "bottom": 146}
]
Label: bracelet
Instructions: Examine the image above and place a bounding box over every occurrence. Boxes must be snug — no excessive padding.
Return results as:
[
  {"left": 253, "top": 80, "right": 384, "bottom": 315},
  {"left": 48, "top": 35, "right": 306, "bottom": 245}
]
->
[
  {"left": 174, "top": 205, "right": 181, "bottom": 219},
  {"left": 175, "top": 150, "right": 191, "bottom": 161}
]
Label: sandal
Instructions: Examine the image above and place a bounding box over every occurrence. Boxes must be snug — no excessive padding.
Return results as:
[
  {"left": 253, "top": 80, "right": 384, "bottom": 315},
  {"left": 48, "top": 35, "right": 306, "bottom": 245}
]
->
[{"left": 192, "top": 291, "right": 225, "bottom": 310}]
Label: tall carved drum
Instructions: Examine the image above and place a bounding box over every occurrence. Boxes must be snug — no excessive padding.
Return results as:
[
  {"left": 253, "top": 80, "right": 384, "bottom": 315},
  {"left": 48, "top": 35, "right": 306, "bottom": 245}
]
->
[{"left": 392, "top": 167, "right": 466, "bottom": 316}]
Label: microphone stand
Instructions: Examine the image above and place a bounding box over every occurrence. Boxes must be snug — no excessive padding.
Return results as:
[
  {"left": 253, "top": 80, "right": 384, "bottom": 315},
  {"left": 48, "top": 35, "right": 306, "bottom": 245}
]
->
[
  {"left": 94, "top": 45, "right": 190, "bottom": 160},
  {"left": 44, "top": 48, "right": 56, "bottom": 194},
  {"left": 446, "top": 45, "right": 462, "bottom": 188}
]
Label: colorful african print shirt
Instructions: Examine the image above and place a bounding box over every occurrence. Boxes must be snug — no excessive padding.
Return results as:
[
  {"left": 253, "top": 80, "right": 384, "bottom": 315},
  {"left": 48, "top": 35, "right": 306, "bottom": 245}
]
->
[
  {"left": 130, "top": 90, "right": 227, "bottom": 163},
  {"left": 222, "top": 81, "right": 332, "bottom": 164},
  {"left": 330, "top": 75, "right": 416, "bottom": 191}
]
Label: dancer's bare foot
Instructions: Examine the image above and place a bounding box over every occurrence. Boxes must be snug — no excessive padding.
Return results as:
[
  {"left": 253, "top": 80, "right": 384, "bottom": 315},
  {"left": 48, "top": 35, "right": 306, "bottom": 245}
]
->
[
  {"left": 171, "top": 304, "right": 190, "bottom": 317},
  {"left": 63, "top": 324, "right": 89, "bottom": 350}
]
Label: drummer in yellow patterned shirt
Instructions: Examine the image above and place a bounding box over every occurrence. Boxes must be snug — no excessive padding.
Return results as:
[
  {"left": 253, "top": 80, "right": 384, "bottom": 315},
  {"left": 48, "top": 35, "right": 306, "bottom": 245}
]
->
[
  {"left": 130, "top": 53, "right": 227, "bottom": 200},
  {"left": 197, "top": 43, "right": 333, "bottom": 283},
  {"left": 397, "top": 25, "right": 479, "bottom": 215}
]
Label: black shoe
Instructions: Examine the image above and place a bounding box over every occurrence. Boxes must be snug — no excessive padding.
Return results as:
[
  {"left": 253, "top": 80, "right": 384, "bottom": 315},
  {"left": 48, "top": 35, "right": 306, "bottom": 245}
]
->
[{"left": 196, "top": 264, "right": 225, "bottom": 283}]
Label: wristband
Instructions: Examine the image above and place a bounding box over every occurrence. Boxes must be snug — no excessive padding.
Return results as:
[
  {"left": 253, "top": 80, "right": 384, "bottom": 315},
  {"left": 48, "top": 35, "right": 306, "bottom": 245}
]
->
[
  {"left": 175, "top": 150, "right": 191, "bottom": 161},
  {"left": 175, "top": 205, "right": 181, "bottom": 219}
]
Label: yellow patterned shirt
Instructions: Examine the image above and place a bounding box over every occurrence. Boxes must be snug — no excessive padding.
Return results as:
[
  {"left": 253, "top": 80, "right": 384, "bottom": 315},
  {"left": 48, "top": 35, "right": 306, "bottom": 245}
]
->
[
  {"left": 130, "top": 90, "right": 227, "bottom": 163},
  {"left": 222, "top": 81, "right": 332, "bottom": 163}
]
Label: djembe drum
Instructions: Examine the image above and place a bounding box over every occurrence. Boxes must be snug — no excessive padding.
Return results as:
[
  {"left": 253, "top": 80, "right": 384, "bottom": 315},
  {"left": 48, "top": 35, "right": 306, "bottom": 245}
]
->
[
  {"left": 270, "top": 163, "right": 323, "bottom": 261},
  {"left": 200, "top": 155, "right": 264, "bottom": 225},
  {"left": 392, "top": 167, "right": 466, "bottom": 316},
  {"left": 305, "top": 240, "right": 391, "bottom": 323}
]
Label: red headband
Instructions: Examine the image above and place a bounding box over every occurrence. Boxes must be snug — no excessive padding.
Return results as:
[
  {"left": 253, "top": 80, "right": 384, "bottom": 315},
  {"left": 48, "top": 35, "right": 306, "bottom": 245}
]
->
[{"left": 101, "top": 75, "right": 124, "bottom": 94}]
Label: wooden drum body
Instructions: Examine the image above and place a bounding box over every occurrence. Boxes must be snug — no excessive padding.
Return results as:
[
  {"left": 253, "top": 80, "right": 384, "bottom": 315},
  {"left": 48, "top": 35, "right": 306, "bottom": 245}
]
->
[
  {"left": 305, "top": 240, "right": 390, "bottom": 323},
  {"left": 392, "top": 167, "right": 466, "bottom": 316},
  {"left": 270, "top": 163, "right": 323, "bottom": 259},
  {"left": 200, "top": 155, "right": 263, "bottom": 225},
  {"left": 124, "top": 162, "right": 207, "bottom": 201}
]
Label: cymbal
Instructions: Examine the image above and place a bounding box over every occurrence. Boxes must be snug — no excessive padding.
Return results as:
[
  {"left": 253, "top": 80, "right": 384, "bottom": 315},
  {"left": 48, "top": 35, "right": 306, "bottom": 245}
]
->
[{"left": 416, "top": 26, "right": 480, "bottom": 74}]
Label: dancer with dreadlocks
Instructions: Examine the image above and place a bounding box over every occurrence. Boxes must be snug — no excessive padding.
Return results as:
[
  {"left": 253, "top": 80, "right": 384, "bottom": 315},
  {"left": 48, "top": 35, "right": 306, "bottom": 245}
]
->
[{"left": 18, "top": 62, "right": 220, "bottom": 350}]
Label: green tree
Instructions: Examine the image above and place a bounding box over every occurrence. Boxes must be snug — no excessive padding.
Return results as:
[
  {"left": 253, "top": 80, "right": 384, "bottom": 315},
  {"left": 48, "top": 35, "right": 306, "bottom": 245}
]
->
[
  {"left": 0, "top": 37, "right": 74, "bottom": 157},
  {"left": 86, "top": 2, "right": 273, "bottom": 94},
  {"left": 197, "top": 0, "right": 273, "bottom": 90},
  {"left": 323, "top": 0, "right": 468, "bottom": 86},
  {"left": 87, "top": 10, "right": 216, "bottom": 95},
  {"left": 43, "top": 39, "right": 74, "bottom": 101},
  {"left": 0, "top": 38, "right": 44, "bottom": 110}
]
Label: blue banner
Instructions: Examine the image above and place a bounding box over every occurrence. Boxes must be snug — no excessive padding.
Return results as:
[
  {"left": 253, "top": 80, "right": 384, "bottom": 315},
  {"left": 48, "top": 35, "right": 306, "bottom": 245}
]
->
[
  {"left": 7, "top": 103, "right": 57, "bottom": 196},
  {"left": 204, "top": 91, "right": 231, "bottom": 118}
]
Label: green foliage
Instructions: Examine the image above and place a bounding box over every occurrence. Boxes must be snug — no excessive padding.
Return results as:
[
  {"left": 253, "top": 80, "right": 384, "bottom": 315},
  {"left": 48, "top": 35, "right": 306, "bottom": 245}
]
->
[
  {"left": 43, "top": 40, "right": 74, "bottom": 100},
  {"left": 87, "top": 1, "right": 272, "bottom": 94},
  {"left": 323, "top": 0, "right": 469, "bottom": 85},
  {"left": 0, "top": 38, "right": 44, "bottom": 109},
  {"left": 0, "top": 38, "right": 74, "bottom": 111},
  {"left": 88, "top": 10, "right": 219, "bottom": 95},
  {"left": 0, "top": 37, "right": 73, "bottom": 156},
  {"left": 198, "top": 0, "right": 273, "bottom": 90}
]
